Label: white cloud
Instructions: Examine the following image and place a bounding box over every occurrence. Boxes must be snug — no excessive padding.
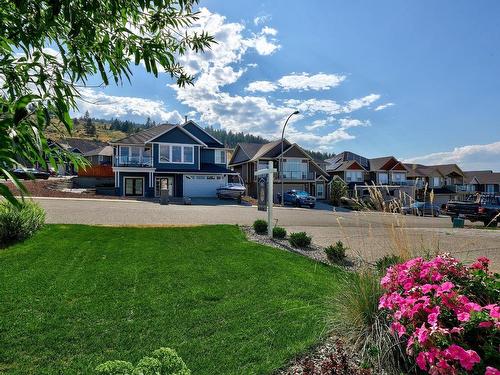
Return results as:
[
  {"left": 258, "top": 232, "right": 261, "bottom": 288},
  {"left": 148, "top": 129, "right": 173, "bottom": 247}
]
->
[
  {"left": 343, "top": 93, "right": 380, "bottom": 112},
  {"left": 405, "top": 142, "right": 500, "bottom": 171},
  {"left": 253, "top": 15, "right": 271, "bottom": 26},
  {"left": 76, "top": 88, "right": 182, "bottom": 123},
  {"left": 245, "top": 80, "right": 278, "bottom": 92},
  {"left": 287, "top": 126, "right": 355, "bottom": 151},
  {"left": 278, "top": 72, "right": 346, "bottom": 91},
  {"left": 374, "top": 102, "right": 395, "bottom": 111},
  {"left": 338, "top": 118, "right": 371, "bottom": 128},
  {"left": 261, "top": 26, "right": 278, "bottom": 36},
  {"left": 246, "top": 34, "right": 280, "bottom": 55},
  {"left": 305, "top": 119, "right": 328, "bottom": 131}
]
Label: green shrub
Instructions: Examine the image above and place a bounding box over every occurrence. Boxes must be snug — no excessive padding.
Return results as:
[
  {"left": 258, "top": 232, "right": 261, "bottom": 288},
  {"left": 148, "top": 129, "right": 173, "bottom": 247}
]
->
[
  {"left": 272, "top": 226, "right": 286, "bottom": 239},
  {"left": 375, "top": 254, "right": 403, "bottom": 274},
  {"left": 252, "top": 219, "right": 267, "bottom": 234},
  {"left": 329, "top": 270, "right": 409, "bottom": 373},
  {"left": 288, "top": 232, "right": 311, "bottom": 248},
  {"left": 325, "top": 241, "right": 347, "bottom": 263},
  {"left": 132, "top": 357, "right": 161, "bottom": 375},
  {"left": 151, "top": 347, "right": 190, "bottom": 375},
  {"left": 95, "top": 360, "right": 134, "bottom": 375},
  {"left": 0, "top": 201, "right": 45, "bottom": 245}
]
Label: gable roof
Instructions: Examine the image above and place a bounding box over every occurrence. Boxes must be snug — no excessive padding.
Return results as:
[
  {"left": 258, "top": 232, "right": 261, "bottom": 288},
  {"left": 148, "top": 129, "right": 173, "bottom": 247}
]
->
[
  {"left": 180, "top": 120, "right": 224, "bottom": 147},
  {"left": 464, "top": 170, "right": 500, "bottom": 185},
  {"left": 112, "top": 124, "right": 175, "bottom": 144},
  {"left": 111, "top": 124, "right": 206, "bottom": 146},
  {"left": 432, "top": 164, "right": 464, "bottom": 177},
  {"left": 84, "top": 145, "right": 113, "bottom": 157},
  {"left": 369, "top": 156, "right": 398, "bottom": 171},
  {"left": 59, "top": 138, "right": 107, "bottom": 154},
  {"left": 404, "top": 163, "right": 443, "bottom": 178}
]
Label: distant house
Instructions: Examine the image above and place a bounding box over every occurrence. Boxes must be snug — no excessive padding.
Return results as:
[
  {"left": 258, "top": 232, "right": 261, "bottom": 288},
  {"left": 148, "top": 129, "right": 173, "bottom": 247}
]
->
[
  {"left": 463, "top": 170, "right": 500, "bottom": 194},
  {"left": 325, "top": 152, "right": 409, "bottom": 185},
  {"left": 228, "top": 139, "right": 330, "bottom": 199},
  {"left": 84, "top": 145, "right": 113, "bottom": 166},
  {"left": 110, "top": 121, "right": 236, "bottom": 198}
]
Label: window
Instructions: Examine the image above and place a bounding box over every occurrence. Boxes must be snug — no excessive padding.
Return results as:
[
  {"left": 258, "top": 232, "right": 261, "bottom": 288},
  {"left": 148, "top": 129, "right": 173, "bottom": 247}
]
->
[
  {"left": 215, "top": 149, "right": 226, "bottom": 164},
  {"left": 346, "top": 171, "right": 363, "bottom": 182},
  {"left": 172, "top": 146, "right": 182, "bottom": 162},
  {"left": 391, "top": 172, "right": 406, "bottom": 183},
  {"left": 159, "top": 145, "right": 170, "bottom": 163},
  {"left": 158, "top": 144, "right": 194, "bottom": 164},
  {"left": 124, "top": 178, "right": 143, "bottom": 196},
  {"left": 282, "top": 158, "right": 308, "bottom": 179},
  {"left": 316, "top": 183, "right": 324, "bottom": 197},
  {"left": 379, "top": 173, "right": 389, "bottom": 184},
  {"left": 433, "top": 177, "right": 441, "bottom": 187},
  {"left": 184, "top": 147, "right": 193, "bottom": 163}
]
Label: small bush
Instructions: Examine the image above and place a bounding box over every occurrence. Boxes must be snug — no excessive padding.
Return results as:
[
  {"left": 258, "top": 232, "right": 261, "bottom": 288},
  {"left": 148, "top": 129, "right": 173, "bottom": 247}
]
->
[
  {"left": 272, "top": 226, "right": 286, "bottom": 239},
  {"left": 253, "top": 219, "right": 267, "bottom": 234},
  {"left": 375, "top": 254, "right": 403, "bottom": 273},
  {"left": 151, "top": 347, "right": 191, "bottom": 375},
  {"left": 95, "top": 347, "right": 190, "bottom": 375},
  {"left": 132, "top": 357, "right": 161, "bottom": 375},
  {"left": 325, "top": 241, "right": 347, "bottom": 263},
  {"left": 0, "top": 201, "right": 45, "bottom": 245},
  {"left": 95, "top": 360, "right": 134, "bottom": 375},
  {"left": 289, "top": 232, "right": 311, "bottom": 248}
]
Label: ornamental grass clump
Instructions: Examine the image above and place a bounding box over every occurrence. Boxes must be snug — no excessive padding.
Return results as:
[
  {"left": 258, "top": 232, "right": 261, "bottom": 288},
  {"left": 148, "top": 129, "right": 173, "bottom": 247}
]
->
[
  {"left": 0, "top": 201, "right": 45, "bottom": 245},
  {"left": 289, "top": 232, "right": 311, "bottom": 248},
  {"left": 379, "top": 254, "right": 500, "bottom": 375},
  {"left": 325, "top": 241, "right": 347, "bottom": 264},
  {"left": 272, "top": 226, "right": 286, "bottom": 239}
]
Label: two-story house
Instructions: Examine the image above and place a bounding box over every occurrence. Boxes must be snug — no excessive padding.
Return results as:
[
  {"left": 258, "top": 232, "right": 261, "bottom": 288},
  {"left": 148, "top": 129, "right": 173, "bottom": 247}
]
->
[
  {"left": 111, "top": 121, "right": 235, "bottom": 198},
  {"left": 228, "top": 139, "right": 330, "bottom": 199},
  {"left": 325, "top": 152, "right": 409, "bottom": 185}
]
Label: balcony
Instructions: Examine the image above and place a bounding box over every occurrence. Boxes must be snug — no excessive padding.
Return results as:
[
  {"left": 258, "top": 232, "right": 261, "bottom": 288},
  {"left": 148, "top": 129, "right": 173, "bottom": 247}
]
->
[
  {"left": 114, "top": 155, "right": 153, "bottom": 167},
  {"left": 280, "top": 171, "right": 315, "bottom": 180}
]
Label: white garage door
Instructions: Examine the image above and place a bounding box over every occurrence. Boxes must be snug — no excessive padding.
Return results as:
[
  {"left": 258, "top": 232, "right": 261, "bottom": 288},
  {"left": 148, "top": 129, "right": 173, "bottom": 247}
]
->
[{"left": 183, "top": 175, "right": 227, "bottom": 197}]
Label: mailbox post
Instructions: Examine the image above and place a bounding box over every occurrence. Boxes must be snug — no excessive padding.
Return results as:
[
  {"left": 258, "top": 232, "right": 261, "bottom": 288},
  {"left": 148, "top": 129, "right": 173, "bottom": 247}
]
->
[{"left": 254, "top": 160, "right": 276, "bottom": 237}]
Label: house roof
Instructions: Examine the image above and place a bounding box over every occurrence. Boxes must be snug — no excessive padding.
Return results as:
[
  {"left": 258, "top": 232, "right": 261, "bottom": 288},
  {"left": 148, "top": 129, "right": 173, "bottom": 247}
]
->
[
  {"left": 432, "top": 164, "right": 464, "bottom": 177},
  {"left": 234, "top": 139, "right": 291, "bottom": 162},
  {"left": 237, "top": 143, "right": 267, "bottom": 160},
  {"left": 84, "top": 145, "right": 113, "bottom": 157},
  {"left": 60, "top": 138, "right": 107, "bottom": 153},
  {"left": 464, "top": 171, "right": 500, "bottom": 185},
  {"left": 369, "top": 156, "right": 397, "bottom": 171},
  {"left": 112, "top": 124, "right": 175, "bottom": 144},
  {"left": 404, "top": 163, "right": 443, "bottom": 178}
]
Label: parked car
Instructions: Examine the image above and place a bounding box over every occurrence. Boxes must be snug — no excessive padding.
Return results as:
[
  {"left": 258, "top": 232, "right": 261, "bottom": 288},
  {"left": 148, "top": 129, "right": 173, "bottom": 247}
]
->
[
  {"left": 445, "top": 194, "right": 500, "bottom": 227},
  {"left": 401, "top": 202, "right": 441, "bottom": 217},
  {"left": 277, "top": 190, "right": 316, "bottom": 208},
  {"left": 12, "top": 168, "right": 50, "bottom": 180}
]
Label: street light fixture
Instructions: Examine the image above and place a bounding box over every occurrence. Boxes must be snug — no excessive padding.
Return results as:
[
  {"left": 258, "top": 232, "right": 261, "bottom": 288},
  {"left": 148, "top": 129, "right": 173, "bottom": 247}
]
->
[{"left": 280, "top": 110, "right": 300, "bottom": 205}]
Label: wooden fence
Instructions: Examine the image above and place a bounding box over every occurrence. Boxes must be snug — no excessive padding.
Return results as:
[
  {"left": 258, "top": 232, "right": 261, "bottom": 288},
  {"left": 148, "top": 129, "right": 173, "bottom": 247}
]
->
[{"left": 78, "top": 165, "right": 114, "bottom": 177}]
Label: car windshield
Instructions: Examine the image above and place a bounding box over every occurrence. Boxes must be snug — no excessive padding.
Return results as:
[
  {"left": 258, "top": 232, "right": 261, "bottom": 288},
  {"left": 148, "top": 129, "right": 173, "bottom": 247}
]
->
[{"left": 295, "top": 191, "right": 309, "bottom": 197}]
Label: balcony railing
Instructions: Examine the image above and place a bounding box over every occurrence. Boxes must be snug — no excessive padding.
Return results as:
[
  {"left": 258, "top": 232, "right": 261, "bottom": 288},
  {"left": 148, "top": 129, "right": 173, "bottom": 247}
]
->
[
  {"left": 114, "top": 155, "right": 153, "bottom": 167},
  {"left": 280, "top": 171, "right": 315, "bottom": 180}
]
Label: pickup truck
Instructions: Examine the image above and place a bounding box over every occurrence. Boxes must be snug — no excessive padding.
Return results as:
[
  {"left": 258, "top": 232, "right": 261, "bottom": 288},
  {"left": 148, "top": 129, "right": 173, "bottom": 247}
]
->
[{"left": 445, "top": 194, "right": 500, "bottom": 227}]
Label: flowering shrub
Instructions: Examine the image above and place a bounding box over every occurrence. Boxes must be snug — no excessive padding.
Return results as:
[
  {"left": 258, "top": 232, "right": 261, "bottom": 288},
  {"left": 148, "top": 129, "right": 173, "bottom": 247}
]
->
[{"left": 379, "top": 254, "right": 499, "bottom": 375}]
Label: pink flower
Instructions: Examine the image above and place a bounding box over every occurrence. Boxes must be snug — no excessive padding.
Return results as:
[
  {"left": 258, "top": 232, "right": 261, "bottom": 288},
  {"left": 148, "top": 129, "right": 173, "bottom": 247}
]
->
[
  {"left": 485, "top": 367, "right": 500, "bottom": 375},
  {"left": 457, "top": 312, "right": 470, "bottom": 322},
  {"left": 479, "top": 321, "right": 493, "bottom": 328},
  {"left": 450, "top": 327, "right": 463, "bottom": 334},
  {"left": 416, "top": 351, "right": 427, "bottom": 370},
  {"left": 445, "top": 345, "right": 481, "bottom": 371},
  {"left": 416, "top": 323, "right": 429, "bottom": 344},
  {"left": 421, "top": 284, "right": 436, "bottom": 294},
  {"left": 440, "top": 281, "right": 454, "bottom": 293},
  {"left": 489, "top": 306, "right": 500, "bottom": 319},
  {"left": 391, "top": 321, "right": 406, "bottom": 338}
]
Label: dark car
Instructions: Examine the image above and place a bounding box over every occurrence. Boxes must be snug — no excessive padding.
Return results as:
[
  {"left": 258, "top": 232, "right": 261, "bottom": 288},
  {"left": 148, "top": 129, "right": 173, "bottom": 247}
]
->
[
  {"left": 277, "top": 190, "right": 316, "bottom": 208},
  {"left": 445, "top": 194, "right": 500, "bottom": 227},
  {"left": 12, "top": 168, "right": 50, "bottom": 180},
  {"left": 401, "top": 202, "right": 441, "bottom": 217}
]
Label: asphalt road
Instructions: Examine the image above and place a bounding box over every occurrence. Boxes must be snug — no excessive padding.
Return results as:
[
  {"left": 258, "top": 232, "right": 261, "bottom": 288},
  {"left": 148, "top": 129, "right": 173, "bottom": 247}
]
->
[{"left": 35, "top": 197, "right": 500, "bottom": 267}]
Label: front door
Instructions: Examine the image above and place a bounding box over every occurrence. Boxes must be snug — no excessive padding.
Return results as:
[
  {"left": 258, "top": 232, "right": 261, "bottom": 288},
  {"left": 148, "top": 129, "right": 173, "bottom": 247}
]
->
[
  {"left": 155, "top": 177, "right": 174, "bottom": 197},
  {"left": 124, "top": 177, "right": 144, "bottom": 196},
  {"left": 316, "top": 182, "right": 325, "bottom": 199}
]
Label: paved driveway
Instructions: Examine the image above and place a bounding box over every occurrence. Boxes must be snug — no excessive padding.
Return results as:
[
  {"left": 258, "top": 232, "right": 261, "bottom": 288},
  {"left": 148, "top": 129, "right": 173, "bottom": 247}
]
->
[{"left": 35, "top": 197, "right": 500, "bottom": 268}]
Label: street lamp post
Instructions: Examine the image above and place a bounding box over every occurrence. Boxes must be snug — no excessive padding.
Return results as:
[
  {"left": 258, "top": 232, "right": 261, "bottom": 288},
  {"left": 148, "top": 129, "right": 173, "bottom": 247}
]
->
[{"left": 280, "top": 110, "right": 300, "bottom": 205}]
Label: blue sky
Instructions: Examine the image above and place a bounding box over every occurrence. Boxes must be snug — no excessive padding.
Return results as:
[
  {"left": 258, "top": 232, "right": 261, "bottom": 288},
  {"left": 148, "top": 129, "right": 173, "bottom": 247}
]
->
[{"left": 77, "top": 0, "right": 500, "bottom": 170}]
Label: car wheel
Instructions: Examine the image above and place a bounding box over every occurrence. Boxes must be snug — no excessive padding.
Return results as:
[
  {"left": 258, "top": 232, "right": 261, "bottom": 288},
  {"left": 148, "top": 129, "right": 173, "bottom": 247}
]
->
[{"left": 309, "top": 204, "right": 315, "bottom": 209}]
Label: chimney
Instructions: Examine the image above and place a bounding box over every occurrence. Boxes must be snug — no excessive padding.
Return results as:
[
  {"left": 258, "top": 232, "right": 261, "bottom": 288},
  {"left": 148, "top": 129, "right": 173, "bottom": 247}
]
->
[{"left": 184, "top": 115, "right": 188, "bottom": 123}]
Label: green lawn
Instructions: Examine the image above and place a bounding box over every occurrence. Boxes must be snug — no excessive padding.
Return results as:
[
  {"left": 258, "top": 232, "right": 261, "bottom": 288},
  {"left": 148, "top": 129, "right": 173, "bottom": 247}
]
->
[{"left": 0, "top": 225, "right": 343, "bottom": 374}]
